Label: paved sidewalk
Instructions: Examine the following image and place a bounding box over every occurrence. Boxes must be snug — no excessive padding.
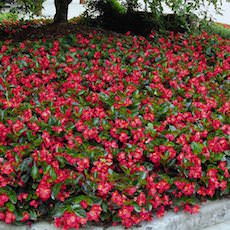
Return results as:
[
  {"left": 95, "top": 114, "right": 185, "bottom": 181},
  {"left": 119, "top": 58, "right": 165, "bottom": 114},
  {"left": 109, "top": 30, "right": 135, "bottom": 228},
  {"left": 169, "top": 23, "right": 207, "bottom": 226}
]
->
[{"left": 203, "top": 220, "right": 230, "bottom": 230}]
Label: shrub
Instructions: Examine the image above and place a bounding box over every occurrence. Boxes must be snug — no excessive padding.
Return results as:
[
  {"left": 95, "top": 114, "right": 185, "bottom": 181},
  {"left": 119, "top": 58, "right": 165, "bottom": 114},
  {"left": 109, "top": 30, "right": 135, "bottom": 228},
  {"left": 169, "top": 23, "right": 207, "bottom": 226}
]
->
[
  {"left": 86, "top": 0, "right": 126, "bottom": 17},
  {"left": 0, "top": 22, "right": 229, "bottom": 230},
  {"left": 0, "top": 12, "right": 18, "bottom": 23},
  {"left": 200, "top": 20, "right": 230, "bottom": 40},
  {"left": 85, "top": 0, "right": 224, "bottom": 34}
]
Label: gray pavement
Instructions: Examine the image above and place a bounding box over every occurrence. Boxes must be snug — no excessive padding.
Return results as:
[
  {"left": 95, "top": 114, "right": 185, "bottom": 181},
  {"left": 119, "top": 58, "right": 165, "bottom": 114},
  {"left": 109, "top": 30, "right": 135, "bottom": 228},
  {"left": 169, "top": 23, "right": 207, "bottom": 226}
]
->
[{"left": 203, "top": 221, "right": 230, "bottom": 230}]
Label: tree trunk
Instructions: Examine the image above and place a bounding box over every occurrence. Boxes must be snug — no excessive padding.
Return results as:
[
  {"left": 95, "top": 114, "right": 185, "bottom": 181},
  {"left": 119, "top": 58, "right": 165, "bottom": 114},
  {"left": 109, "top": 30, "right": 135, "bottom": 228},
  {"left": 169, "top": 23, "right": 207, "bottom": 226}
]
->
[{"left": 54, "top": 0, "right": 72, "bottom": 23}]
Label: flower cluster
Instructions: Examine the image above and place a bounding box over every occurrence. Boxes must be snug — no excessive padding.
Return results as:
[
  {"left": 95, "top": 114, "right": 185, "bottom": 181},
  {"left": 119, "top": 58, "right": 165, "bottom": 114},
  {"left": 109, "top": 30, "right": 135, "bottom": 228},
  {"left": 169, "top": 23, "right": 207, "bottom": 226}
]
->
[{"left": 0, "top": 22, "right": 229, "bottom": 230}]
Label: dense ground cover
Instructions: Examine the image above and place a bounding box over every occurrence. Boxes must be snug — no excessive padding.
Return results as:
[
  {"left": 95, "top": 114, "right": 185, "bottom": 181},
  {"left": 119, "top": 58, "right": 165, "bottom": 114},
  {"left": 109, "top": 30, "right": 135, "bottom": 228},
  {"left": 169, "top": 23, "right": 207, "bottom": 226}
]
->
[{"left": 0, "top": 22, "right": 230, "bottom": 230}]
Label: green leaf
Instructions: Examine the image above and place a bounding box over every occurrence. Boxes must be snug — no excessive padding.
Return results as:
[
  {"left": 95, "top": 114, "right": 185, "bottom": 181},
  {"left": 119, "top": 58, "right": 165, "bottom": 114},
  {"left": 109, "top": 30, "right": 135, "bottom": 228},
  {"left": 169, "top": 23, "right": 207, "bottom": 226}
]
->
[
  {"left": 6, "top": 202, "right": 15, "bottom": 212},
  {"left": 20, "top": 157, "right": 32, "bottom": 172},
  {"left": 90, "top": 195, "right": 103, "bottom": 205},
  {"left": 48, "top": 116, "right": 58, "bottom": 126},
  {"left": 102, "top": 202, "right": 108, "bottom": 212},
  {"left": 73, "top": 207, "right": 87, "bottom": 218},
  {"left": 49, "top": 167, "right": 57, "bottom": 181},
  {"left": 34, "top": 137, "right": 43, "bottom": 147},
  {"left": 28, "top": 209, "right": 37, "bottom": 220},
  {"left": 78, "top": 90, "right": 85, "bottom": 96},
  {"left": 191, "top": 142, "right": 203, "bottom": 154},
  {"left": 168, "top": 158, "right": 177, "bottom": 167},
  {"left": 0, "top": 109, "right": 5, "bottom": 121},
  {"left": 0, "top": 84, "right": 4, "bottom": 91},
  {"left": 138, "top": 171, "right": 147, "bottom": 181},
  {"left": 74, "top": 174, "right": 84, "bottom": 185},
  {"left": 146, "top": 123, "right": 157, "bottom": 136},
  {"left": 133, "top": 203, "right": 141, "bottom": 213},
  {"left": 100, "top": 212, "right": 110, "bottom": 221},
  {"left": 15, "top": 209, "right": 23, "bottom": 221},
  {"left": 169, "top": 125, "right": 177, "bottom": 131},
  {"left": 52, "top": 203, "right": 68, "bottom": 217},
  {"left": 112, "top": 215, "right": 121, "bottom": 222},
  {"left": 8, "top": 188, "right": 17, "bottom": 204},
  {"left": 51, "top": 183, "right": 62, "bottom": 200},
  {"left": 133, "top": 90, "right": 140, "bottom": 98},
  {"left": 17, "top": 127, "right": 27, "bottom": 136},
  {"left": 68, "top": 195, "right": 94, "bottom": 206},
  {"left": 26, "top": 130, "right": 34, "bottom": 141},
  {"left": 31, "top": 163, "right": 39, "bottom": 180},
  {"left": 21, "top": 173, "right": 30, "bottom": 183}
]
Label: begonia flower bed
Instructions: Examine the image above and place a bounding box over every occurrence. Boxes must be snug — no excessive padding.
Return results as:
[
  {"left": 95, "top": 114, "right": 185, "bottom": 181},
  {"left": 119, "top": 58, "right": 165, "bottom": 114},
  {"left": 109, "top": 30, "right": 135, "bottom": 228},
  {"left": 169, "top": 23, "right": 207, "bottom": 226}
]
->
[{"left": 0, "top": 25, "right": 230, "bottom": 230}]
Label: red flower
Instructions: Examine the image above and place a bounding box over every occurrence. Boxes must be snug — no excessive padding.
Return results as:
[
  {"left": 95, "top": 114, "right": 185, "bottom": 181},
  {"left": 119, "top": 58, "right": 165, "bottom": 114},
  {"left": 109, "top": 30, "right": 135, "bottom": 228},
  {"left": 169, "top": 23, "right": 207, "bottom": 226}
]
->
[
  {"left": 42, "top": 131, "right": 52, "bottom": 147},
  {"left": 136, "top": 192, "right": 146, "bottom": 206},
  {"left": 191, "top": 204, "right": 200, "bottom": 214},
  {"left": 17, "top": 193, "right": 28, "bottom": 202},
  {"left": 29, "top": 200, "right": 39, "bottom": 208},
  {"left": 118, "top": 206, "right": 134, "bottom": 219},
  {"left": 65, "top": 212, "right": 78, "bottom": 228},
  {"left": 156, "top": 180, "right": 170, "bottom": 194},
  {"left": 212, "top": 119, "right": 221, "bottom": 130},
  {"left": 174, "top": 206, "right": 179, "bottom": 213},
  {"left": 0, "top": 194, "right": 9, "bottom": 207},
  {"left": 22, "top": 109, "right": 32, "bottom": 122},
  {"left": 77, "top": 158, "right": 90, "bottom": 172},
  {"left": 97, "top": 182, "right": 112, "bottom": 197},
  {"left": 80, "top": 200, "right": 88, "bottom": 209},
  {"left": 5, "top": 211, "right": 15, "bottom": 224},
  {"left": 156, "top": 206, "right": 165, "bottom": 218},
  {"left": 0, "top": 23, "right": 230, "bottom": 229},
  {"left": 0, "top": 212, "right": 5, "bottom": 221},
  {"left": 182, "top": 183, "right": 195, "bottom": 196},
  {"left": 1, "top": 162, "right": 14, "bottom": 175},
  {"left": 119, "top": 132, "right": 129, "bottom": 143},
  {"left": 36, "top": 183, "right": 51, "bottom": 201},
  {"left": 87, "top": 204, "right": 102, "bottom": 222},
  {"left": 127, "top": 186, "right": 137, "bottom": 196},
  {"left": 111, "top": 191, "right": 125, "bottom": 206},
  {"left": 22, "top": 212, "right": 30, "bottom": 222},
  {"left": 41, "top": 109, "right": 51, "bottom": 123},
  {"left": 150, "top": 152, "right": 161, "bottom": 165},
  {"left": 12, "top": 120, "right": 24, "bottom": 133}
]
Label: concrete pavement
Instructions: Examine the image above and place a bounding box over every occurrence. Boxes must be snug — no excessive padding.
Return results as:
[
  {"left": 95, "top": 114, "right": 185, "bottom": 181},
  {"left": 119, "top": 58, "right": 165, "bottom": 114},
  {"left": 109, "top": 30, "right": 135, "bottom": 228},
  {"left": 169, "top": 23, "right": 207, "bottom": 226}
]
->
[{"left": 203, "top": 221, "right": 230, "bottom": 230}]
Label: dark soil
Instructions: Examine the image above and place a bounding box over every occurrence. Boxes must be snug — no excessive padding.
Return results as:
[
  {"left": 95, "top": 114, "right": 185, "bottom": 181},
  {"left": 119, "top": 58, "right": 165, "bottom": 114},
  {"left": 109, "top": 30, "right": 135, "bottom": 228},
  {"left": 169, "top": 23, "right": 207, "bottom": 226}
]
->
[{"left": 0, "top": 21, "right": 125, "bottom": 42}]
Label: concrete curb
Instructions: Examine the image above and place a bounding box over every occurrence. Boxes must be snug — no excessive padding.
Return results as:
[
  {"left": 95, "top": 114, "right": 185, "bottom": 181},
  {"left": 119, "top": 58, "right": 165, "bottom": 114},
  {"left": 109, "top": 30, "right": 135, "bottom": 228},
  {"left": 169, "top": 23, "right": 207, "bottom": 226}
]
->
[{"left": 0, "top": 199, "right": 230, "bottom": 230}]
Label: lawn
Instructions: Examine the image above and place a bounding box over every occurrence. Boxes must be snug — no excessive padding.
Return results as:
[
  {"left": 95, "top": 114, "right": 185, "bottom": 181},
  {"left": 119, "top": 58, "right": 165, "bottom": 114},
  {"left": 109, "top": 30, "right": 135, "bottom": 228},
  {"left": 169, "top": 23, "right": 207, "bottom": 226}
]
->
[{"left": 0, "top": 21, "right": 229, "bottom": 229}]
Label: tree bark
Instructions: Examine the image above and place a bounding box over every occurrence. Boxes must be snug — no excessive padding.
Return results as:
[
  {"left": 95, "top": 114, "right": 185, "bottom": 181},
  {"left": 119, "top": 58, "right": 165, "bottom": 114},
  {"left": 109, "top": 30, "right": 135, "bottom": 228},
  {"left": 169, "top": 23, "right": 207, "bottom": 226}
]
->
[{"left": 54, "top": 0, "right": 72, "bottom": 23}]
